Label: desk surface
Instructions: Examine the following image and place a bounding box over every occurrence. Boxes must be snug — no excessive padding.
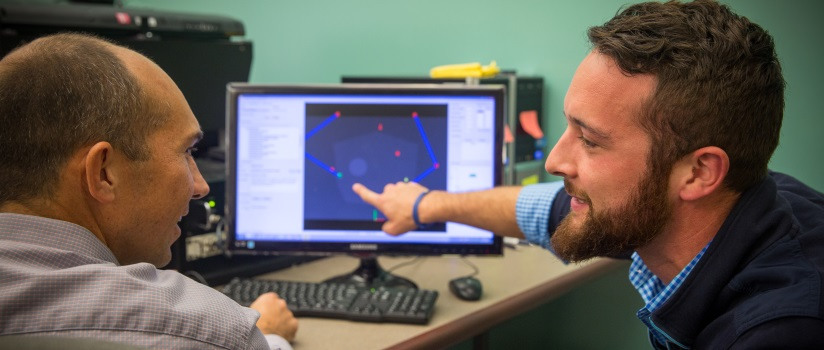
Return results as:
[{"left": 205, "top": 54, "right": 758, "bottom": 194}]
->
[{"left": 255, "top": 246, "right": 622, "bottom": 350}]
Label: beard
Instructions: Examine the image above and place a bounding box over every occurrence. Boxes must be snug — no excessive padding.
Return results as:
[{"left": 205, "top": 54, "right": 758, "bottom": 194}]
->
[{"left": 550, "top": 170, "right": 672, "bottom": 263}]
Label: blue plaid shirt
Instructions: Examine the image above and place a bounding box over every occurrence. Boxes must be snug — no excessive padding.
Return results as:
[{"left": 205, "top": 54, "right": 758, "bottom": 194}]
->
[
  {"left": 629, "top": 245, "right": 709, "bottom": 347},
  {"left": 515, "top": 181, "right": 565, "bottom": 253},
  {"left": 514, "top": 181, "right": 710, "bottom": 347}
]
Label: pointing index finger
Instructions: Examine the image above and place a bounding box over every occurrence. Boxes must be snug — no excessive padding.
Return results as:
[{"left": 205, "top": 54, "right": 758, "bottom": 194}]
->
[{"left": 352, "top": 183, "right": 379, "bottom": 206}]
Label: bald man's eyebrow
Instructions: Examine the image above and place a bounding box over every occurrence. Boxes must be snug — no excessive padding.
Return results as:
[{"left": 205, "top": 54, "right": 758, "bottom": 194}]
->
[
  {"left": 184, "top": 129, "right": 204, "bottom": 148},
  {"left": 193, "top": 130, "right": 204, "bottom": 143},
  {"left": 568, "top": 115, "right": 611, "bottom": 141}
]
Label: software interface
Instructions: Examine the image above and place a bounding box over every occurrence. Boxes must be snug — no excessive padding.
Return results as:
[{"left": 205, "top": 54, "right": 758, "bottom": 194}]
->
[{"left": 233, "top": 92, "right": 498, "bottom": 248}]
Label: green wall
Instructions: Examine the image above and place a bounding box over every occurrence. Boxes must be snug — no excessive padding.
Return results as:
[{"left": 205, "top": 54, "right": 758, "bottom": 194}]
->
[{"left": 128, "top": 0, "right": 824, "bottom": 192}]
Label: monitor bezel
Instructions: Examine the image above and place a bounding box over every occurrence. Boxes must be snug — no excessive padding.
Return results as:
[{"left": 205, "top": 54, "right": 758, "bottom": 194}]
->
[{"left": 225, "top": 83, "right": 505, "bottom": 256}]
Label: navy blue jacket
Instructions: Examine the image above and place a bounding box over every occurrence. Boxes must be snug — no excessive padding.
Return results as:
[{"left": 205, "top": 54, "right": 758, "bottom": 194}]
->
[{"left": 551, "top": 172, "right": 824, "bottom": 348}]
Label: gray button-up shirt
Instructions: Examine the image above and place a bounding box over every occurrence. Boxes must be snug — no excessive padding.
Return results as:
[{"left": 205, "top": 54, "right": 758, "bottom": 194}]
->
[{"left": 0, "top": 213, "right": 281, "bottom": 349}]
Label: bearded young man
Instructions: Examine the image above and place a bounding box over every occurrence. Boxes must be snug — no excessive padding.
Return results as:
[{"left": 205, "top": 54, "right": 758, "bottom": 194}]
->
[{"left": 352, "top": 0, "right": 824, "bottom": 348}]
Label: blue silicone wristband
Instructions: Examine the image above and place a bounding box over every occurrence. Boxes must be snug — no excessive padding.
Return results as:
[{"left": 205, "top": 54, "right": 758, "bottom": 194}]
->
[{"left": 412, "top": 190, "right": 431, "bottom": 228}]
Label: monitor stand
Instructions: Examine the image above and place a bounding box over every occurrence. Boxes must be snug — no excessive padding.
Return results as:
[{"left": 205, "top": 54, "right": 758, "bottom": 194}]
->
[{"left": 324, "top": 254, "right": 417, "bottom": 289}]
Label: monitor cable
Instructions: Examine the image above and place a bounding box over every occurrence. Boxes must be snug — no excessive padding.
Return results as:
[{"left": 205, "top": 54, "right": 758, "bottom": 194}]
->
[
  {"left": 384, "top": 256, "right": 425, "bottom": 276},
  {"left": 214, "top": 216, "right": 229, "bottom": 257}
]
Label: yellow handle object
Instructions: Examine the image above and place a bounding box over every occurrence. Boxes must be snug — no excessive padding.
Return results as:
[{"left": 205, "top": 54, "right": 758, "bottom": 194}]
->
[{"left": 430, "top": 61, "right": 500, "bottom": 78}]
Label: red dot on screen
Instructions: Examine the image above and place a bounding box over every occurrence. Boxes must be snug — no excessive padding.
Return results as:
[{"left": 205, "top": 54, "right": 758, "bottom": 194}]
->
[{"left": 395, "top": 150, "right": 401, "bottom": 157}]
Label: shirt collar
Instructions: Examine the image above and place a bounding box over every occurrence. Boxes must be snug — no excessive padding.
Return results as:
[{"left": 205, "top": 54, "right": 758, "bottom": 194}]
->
[{"left": 630, "top": 243, "right": 710, "bottom": 345}]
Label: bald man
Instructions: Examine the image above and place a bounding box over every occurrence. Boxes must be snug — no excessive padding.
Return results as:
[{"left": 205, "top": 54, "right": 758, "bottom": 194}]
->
[{"left": 0, "top": 33, "right": 297, "bottom": 349}]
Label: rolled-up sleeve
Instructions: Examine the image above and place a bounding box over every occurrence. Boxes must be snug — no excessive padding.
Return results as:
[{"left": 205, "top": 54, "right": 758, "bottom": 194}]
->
[{"left": 515, "top": 181, "right": 565, "bottom": 253}]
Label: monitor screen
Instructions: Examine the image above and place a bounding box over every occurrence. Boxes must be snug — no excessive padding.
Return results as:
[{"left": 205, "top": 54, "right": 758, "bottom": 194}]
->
[{"left": 225, "top": 83, "right": 504, "bottom": 287}]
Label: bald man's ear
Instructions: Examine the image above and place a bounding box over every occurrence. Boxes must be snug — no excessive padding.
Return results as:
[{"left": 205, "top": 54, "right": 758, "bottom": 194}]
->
[
  {"left": 672, "top": 146, "right": 730, "bottom": 201},
  {"left": 84, "top": 142, "right": 117, "bottom": 203}
]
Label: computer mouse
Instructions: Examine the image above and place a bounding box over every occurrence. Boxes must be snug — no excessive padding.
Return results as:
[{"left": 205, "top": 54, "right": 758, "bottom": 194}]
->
[{"left": 448, "top": 276, "right": 483, "bottom": 301}]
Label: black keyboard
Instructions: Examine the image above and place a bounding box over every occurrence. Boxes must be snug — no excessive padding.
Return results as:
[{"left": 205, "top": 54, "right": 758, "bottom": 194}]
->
[{"left": 222, "top": 278, "right": 439, "bottom": 325}]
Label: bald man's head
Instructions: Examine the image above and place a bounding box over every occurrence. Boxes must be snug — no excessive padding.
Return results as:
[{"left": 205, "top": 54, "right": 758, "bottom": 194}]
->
[{"left": 0, "top": 33, "right": 169, "bottom": 205}]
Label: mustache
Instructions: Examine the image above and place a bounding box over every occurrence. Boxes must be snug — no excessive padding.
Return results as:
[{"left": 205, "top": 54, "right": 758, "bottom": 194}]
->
[{"left": 563, "top": 179, "right": 591, "bottom": 204}]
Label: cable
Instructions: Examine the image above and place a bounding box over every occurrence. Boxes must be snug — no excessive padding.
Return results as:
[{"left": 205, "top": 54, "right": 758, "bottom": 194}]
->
[
  {"left": 385, "top": 256, "right": 424, "bottom": 274},
  {"left": 214, "top": 216, "right": 227, "bottom": 255},
  {"left": 183, "top": 270, "right": 208, "bottom": 285},
  {"left": 384, "top": 256, "right": 478, "bottom": 278},
  {"left": 459, "top": 256, "right": 480, "bottom": 278}
]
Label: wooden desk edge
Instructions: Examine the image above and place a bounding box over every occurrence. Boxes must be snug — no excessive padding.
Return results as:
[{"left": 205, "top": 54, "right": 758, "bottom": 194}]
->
[{"left": 387, "top": 258, "right": 625, "bottom": 350}]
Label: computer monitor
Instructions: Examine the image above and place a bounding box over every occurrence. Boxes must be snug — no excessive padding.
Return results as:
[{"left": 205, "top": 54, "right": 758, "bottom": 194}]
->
[{"left": 226, "top": 83, "right": 505, "bottom": 288}]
